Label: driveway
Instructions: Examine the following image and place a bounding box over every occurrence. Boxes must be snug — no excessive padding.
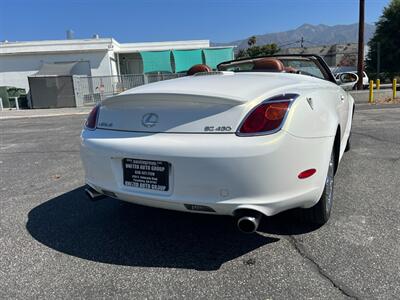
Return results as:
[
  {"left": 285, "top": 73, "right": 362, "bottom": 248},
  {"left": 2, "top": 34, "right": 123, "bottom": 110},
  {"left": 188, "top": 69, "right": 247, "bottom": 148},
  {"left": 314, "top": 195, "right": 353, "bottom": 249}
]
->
[{"left": 1, "top": 106, "right": 399, "bottom": 299}]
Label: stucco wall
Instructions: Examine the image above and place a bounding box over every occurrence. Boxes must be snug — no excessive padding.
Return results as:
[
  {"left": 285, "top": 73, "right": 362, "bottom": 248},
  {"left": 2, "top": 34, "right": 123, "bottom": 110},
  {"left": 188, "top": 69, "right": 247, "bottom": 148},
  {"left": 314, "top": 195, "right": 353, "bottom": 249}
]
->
[{"left": 0, "top": 50, "right": 112, "bottom": 91}]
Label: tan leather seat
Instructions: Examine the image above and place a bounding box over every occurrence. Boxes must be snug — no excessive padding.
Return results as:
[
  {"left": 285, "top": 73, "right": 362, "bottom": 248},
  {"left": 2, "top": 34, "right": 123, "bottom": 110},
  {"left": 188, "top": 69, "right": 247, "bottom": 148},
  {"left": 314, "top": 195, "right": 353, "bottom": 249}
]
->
[{"left": 253, "top": 58, "right": 284, "bottom": 72}]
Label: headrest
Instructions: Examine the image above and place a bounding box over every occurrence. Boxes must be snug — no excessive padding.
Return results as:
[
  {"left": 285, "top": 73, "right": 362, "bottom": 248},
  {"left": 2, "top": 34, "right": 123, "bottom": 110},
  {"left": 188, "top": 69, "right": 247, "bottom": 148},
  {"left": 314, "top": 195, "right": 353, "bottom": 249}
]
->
[
  {"left": 187, "top": 64, "right": 212, "bottom": 75},
  {"left": 253, "top": 58, "right": 284, "bottom": 72}
]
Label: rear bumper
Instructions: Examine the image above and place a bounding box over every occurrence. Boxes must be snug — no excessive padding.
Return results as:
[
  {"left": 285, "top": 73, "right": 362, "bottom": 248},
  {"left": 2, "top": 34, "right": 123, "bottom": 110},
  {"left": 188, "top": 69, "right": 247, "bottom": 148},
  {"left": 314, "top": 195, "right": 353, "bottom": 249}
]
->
[{"left": 80, "top": 129, "right": 334, "bottom": 216}]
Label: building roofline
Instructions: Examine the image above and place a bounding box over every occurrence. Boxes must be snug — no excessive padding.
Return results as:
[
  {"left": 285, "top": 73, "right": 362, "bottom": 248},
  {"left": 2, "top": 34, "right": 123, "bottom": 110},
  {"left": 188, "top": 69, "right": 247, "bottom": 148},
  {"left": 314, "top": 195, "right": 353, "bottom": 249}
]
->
[
  {"left": 0, "top": 38, "right": 114, "bottom": 55},
  {"left": 0, "top": 37, "right": 235, "bottom": 56},
  {"left": 0, "top": 38, "right": 113, "bottom": 47},
  {"left": 114, "top": 39, "right": 211, "bottom": 53}
]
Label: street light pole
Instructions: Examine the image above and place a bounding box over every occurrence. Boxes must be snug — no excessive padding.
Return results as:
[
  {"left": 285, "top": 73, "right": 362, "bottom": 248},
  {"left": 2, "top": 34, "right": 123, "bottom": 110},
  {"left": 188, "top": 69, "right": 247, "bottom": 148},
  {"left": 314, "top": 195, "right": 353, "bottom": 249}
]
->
[{"left": 357, "top": 0, "right": 365, "bottom": 90}]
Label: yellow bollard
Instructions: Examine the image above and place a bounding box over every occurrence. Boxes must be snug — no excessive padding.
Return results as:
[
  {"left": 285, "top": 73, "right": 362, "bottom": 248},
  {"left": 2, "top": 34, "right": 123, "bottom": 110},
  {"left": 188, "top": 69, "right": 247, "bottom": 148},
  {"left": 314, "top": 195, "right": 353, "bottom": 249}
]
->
[
  {"left": 393, "top": 79, "right": 397, "bottom": 99},
  {"left": 376, "top": 79, "right": 380, "bottom": 90},
  {"left": 369, "top": 80, "right": 374, "bottom": 103}
]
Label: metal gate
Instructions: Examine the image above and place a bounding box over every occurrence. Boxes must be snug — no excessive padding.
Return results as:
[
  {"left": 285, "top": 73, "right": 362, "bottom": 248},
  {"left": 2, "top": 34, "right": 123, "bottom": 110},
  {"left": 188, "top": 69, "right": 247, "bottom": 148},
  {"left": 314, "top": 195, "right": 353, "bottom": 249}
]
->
[{"left": 73, "top": 73, "right": 185, "bottom": 106}]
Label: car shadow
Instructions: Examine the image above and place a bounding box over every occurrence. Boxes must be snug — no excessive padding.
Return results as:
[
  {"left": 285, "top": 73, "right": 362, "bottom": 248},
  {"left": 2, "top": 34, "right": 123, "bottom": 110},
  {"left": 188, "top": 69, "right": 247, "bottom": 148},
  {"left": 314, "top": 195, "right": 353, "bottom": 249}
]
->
[
  {"left": 26, "top": 186, "right": 320, "bottom": 271},
  {"left": 258, "top": 210, "right": 322, "bottom": 236}
]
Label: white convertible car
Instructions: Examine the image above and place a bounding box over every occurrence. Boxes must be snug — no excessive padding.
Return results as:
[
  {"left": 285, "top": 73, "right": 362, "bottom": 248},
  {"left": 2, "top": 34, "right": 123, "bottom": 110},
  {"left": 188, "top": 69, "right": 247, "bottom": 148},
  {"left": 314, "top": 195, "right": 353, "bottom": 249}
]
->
[{"left": 81, "top": 55, "right": 355, "bottom": 233}]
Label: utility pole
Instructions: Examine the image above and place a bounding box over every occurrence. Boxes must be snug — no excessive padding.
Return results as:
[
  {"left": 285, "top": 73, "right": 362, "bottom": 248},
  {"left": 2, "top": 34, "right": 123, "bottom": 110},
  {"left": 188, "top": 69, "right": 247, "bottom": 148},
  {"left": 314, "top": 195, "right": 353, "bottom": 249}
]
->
[
  {"left": 300, "top": 37, "right": 304, "bottom": 48},
  {"left": 357, "top": 0, "right": 365, "bottom": 90}
]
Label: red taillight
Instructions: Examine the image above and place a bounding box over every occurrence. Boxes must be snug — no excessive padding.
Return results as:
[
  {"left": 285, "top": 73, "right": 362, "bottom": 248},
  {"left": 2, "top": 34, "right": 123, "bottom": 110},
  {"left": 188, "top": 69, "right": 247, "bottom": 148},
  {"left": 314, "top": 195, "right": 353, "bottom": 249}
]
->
[
  {"left": 239, "top": 101, "right": 290, "bottom": 134},
  {"left": 298, "top": 169, "right": 317, "bottom": 179},
  {"left": 85, "top": 105, "right": 100, "bottom": 130}
]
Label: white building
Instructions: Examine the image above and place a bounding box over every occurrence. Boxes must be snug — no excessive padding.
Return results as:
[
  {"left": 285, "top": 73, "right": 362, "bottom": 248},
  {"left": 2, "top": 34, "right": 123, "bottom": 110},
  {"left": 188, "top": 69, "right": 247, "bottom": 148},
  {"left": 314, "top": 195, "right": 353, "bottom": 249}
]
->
[{"left": 0, "top": 38, "right": 234, "bottom": 91}]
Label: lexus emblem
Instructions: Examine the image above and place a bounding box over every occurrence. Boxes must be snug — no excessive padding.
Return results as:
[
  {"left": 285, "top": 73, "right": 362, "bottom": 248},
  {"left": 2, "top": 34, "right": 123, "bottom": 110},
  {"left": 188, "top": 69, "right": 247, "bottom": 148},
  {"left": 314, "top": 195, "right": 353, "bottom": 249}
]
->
[{"left": 141, "top": 113, "right": 159, "bottom": 128}]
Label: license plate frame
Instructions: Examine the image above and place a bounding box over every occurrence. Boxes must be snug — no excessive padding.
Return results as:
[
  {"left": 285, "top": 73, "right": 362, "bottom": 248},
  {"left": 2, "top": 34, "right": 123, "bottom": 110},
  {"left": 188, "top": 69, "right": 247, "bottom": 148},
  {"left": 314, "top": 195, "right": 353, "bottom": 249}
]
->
[{"left": 122, "top": 158, "right": 170, "bottom": 192}]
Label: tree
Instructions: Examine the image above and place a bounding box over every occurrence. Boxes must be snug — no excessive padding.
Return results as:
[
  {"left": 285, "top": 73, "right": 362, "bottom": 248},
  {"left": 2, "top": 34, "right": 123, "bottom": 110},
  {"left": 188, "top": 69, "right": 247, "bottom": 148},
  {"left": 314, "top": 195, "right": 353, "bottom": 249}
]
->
[
  {"left": 236, "top": 49, "right": 247, "bottom": 58},
  {"left": 236, "top": 43, "right": 280, "bottom": 59},
  {"left": 366, "top": 0, "right": 400, "bottom": 78},
  {"left": 247, "top": 36, "right": 257, "bottom": 47},
  {"left": 247, "top": 44, "right": 280, "bottom": 58}
]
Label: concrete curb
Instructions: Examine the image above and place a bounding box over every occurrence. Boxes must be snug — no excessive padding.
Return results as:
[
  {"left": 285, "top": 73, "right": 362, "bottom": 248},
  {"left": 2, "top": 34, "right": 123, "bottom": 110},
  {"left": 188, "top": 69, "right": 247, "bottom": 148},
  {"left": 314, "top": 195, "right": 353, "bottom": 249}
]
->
[{"left": 0, "top": 111, "right": 89, "bottom": 120}]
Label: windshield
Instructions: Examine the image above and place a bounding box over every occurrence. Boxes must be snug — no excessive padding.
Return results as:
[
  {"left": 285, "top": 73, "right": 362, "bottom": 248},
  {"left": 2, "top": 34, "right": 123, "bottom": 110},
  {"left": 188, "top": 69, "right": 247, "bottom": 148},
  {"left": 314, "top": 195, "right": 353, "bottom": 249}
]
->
[{"left": 218, "top": 56, "right": 329, "bottom": 80}]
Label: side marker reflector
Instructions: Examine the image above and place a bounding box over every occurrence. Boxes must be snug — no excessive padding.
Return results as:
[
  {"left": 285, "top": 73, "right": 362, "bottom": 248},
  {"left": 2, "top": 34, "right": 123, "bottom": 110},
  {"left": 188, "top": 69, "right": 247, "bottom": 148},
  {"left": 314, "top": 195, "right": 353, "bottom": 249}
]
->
[{"left": 298, "top": 169, "right": 317, "bottom": 179}]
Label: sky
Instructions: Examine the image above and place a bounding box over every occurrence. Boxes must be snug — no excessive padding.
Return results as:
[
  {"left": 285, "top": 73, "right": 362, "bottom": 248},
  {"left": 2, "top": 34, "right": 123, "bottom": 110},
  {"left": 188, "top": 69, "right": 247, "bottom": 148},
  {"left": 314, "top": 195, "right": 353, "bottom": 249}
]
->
[{"left": 0, "top": 0, "right": 391, "bottom": 43}]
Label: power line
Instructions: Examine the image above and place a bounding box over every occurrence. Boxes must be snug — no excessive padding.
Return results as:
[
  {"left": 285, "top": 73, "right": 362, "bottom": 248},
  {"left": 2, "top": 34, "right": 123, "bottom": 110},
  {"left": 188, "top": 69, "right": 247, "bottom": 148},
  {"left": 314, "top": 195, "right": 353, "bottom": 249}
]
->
[
  {"left": 278, "top": 40, "right": 302, "bottom": 47},
  {"left": 278, "top": 38, "right": 319, "bottom": 48}
]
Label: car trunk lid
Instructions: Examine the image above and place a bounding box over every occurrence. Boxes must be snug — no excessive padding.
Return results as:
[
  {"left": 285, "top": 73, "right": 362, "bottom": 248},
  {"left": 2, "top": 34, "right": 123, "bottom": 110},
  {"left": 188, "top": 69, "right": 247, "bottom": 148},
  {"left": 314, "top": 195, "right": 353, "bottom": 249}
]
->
[{"left": 97, "top": 93, "right": 247, "bottom": 133}]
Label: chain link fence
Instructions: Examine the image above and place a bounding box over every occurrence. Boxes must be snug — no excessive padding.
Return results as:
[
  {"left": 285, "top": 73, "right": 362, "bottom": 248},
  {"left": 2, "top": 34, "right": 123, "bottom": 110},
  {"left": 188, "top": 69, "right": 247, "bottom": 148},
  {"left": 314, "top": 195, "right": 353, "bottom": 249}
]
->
[{"left": 73, "top": 73, "right": 185, "bottom": 106}]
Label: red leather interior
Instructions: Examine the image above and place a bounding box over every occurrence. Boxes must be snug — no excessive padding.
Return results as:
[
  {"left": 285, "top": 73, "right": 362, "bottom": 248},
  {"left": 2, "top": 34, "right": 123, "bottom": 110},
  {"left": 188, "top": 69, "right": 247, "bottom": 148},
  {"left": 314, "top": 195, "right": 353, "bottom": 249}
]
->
[
  {"left": 187, "top": 64, "right": 212, "bottom": 75},
  {"left": 252, "top": 58, "right": 284, "bottom": 72}
]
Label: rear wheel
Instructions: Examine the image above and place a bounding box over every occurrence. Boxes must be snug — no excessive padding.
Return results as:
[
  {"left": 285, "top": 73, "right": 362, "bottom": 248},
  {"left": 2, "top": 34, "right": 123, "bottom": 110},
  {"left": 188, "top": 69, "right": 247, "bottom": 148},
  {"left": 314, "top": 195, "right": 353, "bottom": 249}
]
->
[
  {"left": 345, "top": 133, "right": 351, "bottom": 152},
  {"left": 301, "top": 149, "right": 335, "bottom": 225},
  {"left": 345, "top": 106, "right": 354, "bottom": 152}
]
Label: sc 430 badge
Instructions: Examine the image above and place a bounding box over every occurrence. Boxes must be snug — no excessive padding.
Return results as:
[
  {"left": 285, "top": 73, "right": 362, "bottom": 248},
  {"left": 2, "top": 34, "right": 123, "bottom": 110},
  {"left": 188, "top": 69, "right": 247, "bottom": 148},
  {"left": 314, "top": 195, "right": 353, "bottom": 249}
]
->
[{"left": 204, "top": 126, "right": 232, "bottom": 132}]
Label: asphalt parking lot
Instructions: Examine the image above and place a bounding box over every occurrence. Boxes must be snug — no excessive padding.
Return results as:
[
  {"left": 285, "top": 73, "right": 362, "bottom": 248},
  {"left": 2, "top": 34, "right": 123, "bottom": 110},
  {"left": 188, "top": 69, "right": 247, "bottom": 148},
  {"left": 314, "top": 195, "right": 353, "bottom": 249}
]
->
[{"left": 1, "top": 105, "right": 399, "bottom": 299}]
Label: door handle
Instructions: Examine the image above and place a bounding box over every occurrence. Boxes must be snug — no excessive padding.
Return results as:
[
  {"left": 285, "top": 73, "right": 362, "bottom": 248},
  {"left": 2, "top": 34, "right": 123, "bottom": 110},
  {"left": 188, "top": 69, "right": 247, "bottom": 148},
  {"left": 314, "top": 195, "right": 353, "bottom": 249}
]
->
[{"left": 340, "top": 95, "right": 345, "bottom": 102}]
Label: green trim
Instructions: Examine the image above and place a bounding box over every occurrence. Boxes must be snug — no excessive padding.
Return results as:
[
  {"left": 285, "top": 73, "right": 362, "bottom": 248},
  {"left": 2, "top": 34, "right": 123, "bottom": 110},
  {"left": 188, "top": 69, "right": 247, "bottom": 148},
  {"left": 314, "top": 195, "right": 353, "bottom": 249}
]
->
[
  {"left": 203, "top": 48, "right": 234, "bottom": 69},
  {"left": 140, "top": 50, "right": 172, "bottom": 73},
  {"left": 173, "top": 49, "right": 203, "bottom": 73}
]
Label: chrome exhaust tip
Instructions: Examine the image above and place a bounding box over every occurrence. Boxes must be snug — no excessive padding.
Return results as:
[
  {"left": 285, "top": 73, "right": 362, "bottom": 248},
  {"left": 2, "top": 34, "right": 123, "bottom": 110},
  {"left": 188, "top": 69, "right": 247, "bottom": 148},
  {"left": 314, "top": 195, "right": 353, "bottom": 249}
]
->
[
  {"left": 84, "top": 186, "right": 105, "bottom": 201},
  {"left": 236, "top": 211, "right": 262, "bottom": 234}
]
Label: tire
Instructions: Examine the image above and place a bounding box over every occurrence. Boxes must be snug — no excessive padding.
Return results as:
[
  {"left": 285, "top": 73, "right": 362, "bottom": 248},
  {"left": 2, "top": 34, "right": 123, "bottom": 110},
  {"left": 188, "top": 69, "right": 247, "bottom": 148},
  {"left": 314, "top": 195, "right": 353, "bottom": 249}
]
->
[
  {"left": 300, "top": 149, "right": 335, "bottom": 225},
  {"left": 345, "top": 105, "right": 354, "bottom": 152},
  {"left": 345, "top": 133, "right": 351, "bottom": 152}
]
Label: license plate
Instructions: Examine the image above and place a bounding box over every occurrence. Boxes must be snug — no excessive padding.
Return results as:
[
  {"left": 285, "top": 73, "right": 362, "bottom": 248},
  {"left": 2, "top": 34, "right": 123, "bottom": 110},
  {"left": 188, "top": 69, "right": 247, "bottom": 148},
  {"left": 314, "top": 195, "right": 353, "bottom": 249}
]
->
[{"left": 123, "top": 158, "right": 169, "bottom": 191}]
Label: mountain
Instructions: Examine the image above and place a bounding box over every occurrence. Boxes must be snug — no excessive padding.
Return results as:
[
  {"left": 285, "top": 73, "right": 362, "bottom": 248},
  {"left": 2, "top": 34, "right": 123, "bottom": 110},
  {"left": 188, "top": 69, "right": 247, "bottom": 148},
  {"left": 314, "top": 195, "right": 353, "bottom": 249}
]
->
[{"left": 214, "top": 23, "right": 375, "bottom": 49}]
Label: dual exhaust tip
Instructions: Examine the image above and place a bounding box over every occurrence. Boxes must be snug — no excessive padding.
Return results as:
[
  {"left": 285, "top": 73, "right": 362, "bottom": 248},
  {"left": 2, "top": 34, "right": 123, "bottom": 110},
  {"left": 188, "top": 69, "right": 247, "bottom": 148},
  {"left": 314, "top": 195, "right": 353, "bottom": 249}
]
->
[
  {"left": 85, "top": 185, "right": 262, "bottom": 233},
  {"left": 85, "top": 186, "right": 117, "bottom": 200},
  {"left": 84, "top": 186, "right": 105, "bottom": 201},
  {"left": 236, "top": 210, "right": 262, "bottom": 234}
]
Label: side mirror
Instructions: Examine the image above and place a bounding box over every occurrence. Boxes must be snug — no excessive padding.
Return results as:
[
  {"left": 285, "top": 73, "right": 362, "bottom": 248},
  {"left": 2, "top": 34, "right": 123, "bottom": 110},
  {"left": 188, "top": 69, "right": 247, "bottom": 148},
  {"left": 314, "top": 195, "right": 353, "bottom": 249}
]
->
[{"left": 338, "top": 73, "right": 359, "bottom": 91}]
